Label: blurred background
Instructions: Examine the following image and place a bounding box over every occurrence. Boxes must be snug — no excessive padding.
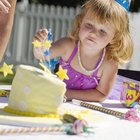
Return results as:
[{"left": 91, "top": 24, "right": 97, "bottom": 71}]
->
[{"left": 3, "top": 0, "right": 140, "bottom": 71}]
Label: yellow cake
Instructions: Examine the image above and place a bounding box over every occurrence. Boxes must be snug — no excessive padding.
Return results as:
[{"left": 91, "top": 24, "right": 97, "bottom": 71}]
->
[{"left": 5, "top": 65, "right": 66, "bottom": 116}]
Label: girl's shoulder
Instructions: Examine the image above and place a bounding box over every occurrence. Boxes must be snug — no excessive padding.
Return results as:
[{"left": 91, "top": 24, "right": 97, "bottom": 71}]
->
[
  {"left": 58, "top": 37, "right": 75, "bottom": 46},
  {"left": 53, "top": 37, "right": 74, "bottom": 48},
  {"left": 53, "top": 37, "right": 76, "bottom": 60},
  {"left": 57, "top": 37, "right": 76, "bottom": 51}
]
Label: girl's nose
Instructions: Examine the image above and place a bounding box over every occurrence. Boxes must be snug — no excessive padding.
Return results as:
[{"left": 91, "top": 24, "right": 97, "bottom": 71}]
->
[{"left": 90, "top": 28, "right": 99, "bottom": 38}]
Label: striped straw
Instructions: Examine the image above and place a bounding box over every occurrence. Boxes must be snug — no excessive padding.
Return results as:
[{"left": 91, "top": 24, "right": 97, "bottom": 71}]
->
[
  {"left": 72, "top": 99, "right": 125, "bottom": 118},
  {"left": 0, "top": 126, "right": 65, "bottom": 135},
  {"left": 0, "top": 120, "right": 93, "bottom": 135}
]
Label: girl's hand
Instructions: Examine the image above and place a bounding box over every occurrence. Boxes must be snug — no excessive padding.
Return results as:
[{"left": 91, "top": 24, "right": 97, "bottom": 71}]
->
[
  {"left": 0, "top": 0, "right": 11, "bottom": 13},
  {"left": 33, "top": 28, "right": 49, "bottom": 60},
  {"left": 33, "top": 46, "right": 47, "bottom": 61},
  {"left": 33, "top": 28, "right": 48, "bottom": 42}
]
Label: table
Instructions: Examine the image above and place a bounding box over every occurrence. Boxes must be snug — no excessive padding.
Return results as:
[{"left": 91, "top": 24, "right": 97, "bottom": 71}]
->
[{"left": 0, "top": 97, "right": 140, "bottom": 140}]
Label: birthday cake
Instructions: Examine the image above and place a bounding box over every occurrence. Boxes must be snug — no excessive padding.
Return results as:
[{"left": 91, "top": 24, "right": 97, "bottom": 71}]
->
[{"left": 4, "top": 65, "right": 66, "bottom": 116}]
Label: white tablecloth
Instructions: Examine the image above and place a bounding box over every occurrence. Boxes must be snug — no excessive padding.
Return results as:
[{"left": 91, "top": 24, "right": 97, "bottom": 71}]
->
[{"left": 0, "top": 97, "right": 140, "bottom": 140}]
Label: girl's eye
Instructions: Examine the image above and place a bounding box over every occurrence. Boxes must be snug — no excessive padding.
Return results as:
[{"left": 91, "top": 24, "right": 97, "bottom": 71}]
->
[
  {"left": 85, "top": 23, "right": 93, "bottom": 29},
  {"left": 100, "top": 29, "right": 107, "bottom": 35}
]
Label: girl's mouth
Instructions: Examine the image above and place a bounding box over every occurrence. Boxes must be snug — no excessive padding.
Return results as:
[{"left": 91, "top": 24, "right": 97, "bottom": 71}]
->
[{"left": 86, "top": 37, "right": 96, "bottom": 44}]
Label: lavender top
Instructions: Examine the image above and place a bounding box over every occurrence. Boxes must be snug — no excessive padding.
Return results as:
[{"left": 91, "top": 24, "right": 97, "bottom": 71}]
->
[{"left": 59, "top": 42, "right": 105, "bottom": 90}]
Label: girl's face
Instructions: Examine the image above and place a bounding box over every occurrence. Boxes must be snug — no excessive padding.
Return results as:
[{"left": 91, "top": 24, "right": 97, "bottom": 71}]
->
[{"left": 79, "top": 15, "right": 116, "bottom": 51}]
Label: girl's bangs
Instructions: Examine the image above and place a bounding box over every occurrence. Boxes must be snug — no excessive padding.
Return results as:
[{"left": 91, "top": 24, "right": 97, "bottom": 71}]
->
[
  {"left": 85, "top": 8, "right": 110, "bottom": 24},
  {"left": 85, "top": 7, "right": 120, "bottom": 32}
]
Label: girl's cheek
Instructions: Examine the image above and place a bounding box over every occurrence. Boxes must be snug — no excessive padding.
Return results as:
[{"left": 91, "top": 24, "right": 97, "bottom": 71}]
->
[{"left": 80, "top": 27, "right": 89, "bottom": 34}]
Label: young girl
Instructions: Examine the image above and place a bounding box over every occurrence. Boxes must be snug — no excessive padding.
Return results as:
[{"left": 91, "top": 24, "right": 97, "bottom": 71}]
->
[{"left": 33, "top": 0, "right": 133, "bottom": 102}]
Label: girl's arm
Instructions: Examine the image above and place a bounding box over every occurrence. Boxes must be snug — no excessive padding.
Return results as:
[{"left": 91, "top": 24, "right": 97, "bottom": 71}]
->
[
  {"left": 33, "top": 28, "right": 75, "bottom": 61},
  {"left": 0, "top": 0, "right": 17, "bottom": 62},
  {"left": 66, "top": 88, "right": 107, "bottom": 102},
  {"left": 66, "top": 60, "right": 118, "bottom": 102}
]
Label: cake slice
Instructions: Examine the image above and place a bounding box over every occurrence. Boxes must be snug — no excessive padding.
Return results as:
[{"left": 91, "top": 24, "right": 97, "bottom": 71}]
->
[{"left": 5, "top": 65, "right": 66, "bottom": 116}]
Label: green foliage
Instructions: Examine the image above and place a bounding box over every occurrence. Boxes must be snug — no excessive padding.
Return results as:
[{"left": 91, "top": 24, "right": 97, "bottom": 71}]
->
[{"left": 0, "top": 73, "right": 14, "bottom": 85}]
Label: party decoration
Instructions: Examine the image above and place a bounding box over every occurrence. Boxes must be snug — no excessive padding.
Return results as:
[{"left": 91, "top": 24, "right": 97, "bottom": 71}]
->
[
  {"left": 62, "top": 114, "right": 92, "bottom": 135},
  {"left": 43, "top": 29, "right": 55, "bottom": 70},
  {"left": 42, "top": 28, "right": 53, "bottom": 48},
  {"left": 44, "top": 49, "right": 50, "bottom": 56},
  {"left": 0, "top": 114, "right": 94, "bottom": 135},
  {"left": 48, "top": 28, "right": 53, "bottom": 41},
  {"left": 124, "top": 105, "right": 140, "bottom": 122},
  {"left": 39, "top": 61, "right": 51, "bottom": 74},
  {"left": 0, "top": 90, "right": 10, "bottom": 97},
  {"left": 32, "top": 40, "right": 42, "bottom": 47},
  {"left": 121, "top": 82, "right": 140, "bottom": 108},
  {"left": 32, "top": 29, "right": 68, "bottom": 80},
  {"left": 72, "top": 99, "right": 140, "bottom": 122},
  {"left": 56, "top": 66, "right": 69, "bottom": 81},
  {"left": 43, "top": 40, "right": 52, "bottom": 48},
  {"left": 42, "top": 29, "right": 59, "bottom": 72},
  {"left": 32, "top": 28, "right": 68, "bottom": 80},
  {"left": 0, "top": 62, "right": 14, "bottom": 77},
  {"left": 115, "top": 0, "right": 130, "bottom": 11},
  {"left": 43, "top": 58, "right": 58, "bottom": 72},
  {"left": 32, "top": 40, "right": 52, "bottom": 48},
  {"left": 32, "top": 29, "right": 56, "bottom": 71}
]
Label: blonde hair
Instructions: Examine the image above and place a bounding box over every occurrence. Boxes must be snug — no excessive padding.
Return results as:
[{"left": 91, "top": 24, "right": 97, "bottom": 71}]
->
[{"left": 69, "top": 0, "right": 133, "bottom": 64}]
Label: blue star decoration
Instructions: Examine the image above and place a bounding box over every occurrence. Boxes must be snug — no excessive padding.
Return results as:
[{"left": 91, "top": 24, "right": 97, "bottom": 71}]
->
[
  {"left": 43, "top": 58, "right": 58, "bottom": 72},
  {"left": 44, "top": 49, "right": 50, "bottom": 56},
  {"left": 48, "top": 28, "right": 53, "bottom": 41}
]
